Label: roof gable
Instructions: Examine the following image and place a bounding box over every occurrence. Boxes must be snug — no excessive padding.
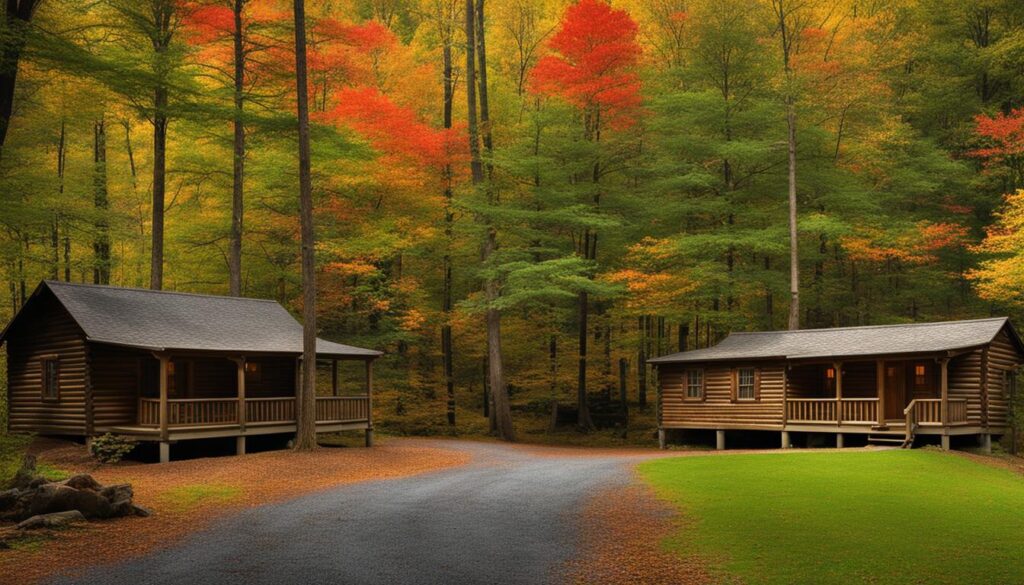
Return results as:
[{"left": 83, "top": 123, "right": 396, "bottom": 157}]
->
[
  {"left": 649, "top": 318, "right": 1019, "bottom": 364},
  {"left": 1, "top": 281, "right": 381, "bottom": 358}
]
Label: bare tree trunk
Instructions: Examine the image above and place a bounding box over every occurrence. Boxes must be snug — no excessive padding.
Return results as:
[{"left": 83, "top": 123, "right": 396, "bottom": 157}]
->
[
  {"left": 293, "top": 0, "right": 317, "bottom": 451},
  {"left": 0, "top": 0, "right": 40, "bottom": 159},
  {"left": 52, "top": 118, "right": 66, "bottom": 280},
  {"left": 468, "top": 0, "right": 513, "bottom": 440},
  {"left": 93, "top": 116, "right": 111, "bottom": 284},
  {"left": 773, "top": 0, "right": 800, "bottom": 330},
  {"left": 441, "top": 6, "right": 456, "bottom": 426},
  {"left": 228, "top": 0, "right": 246, "bottom": 296}
]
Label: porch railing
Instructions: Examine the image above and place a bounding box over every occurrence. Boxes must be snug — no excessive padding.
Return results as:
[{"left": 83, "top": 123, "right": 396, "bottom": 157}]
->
[
  {"left": 138, "top": 396, "right": 370, "bottom": 427},
  {"left": 786, "top": 398, "right": 878, "bottom": 424},
  {"left": 904, "top": 398, "right": 967, "bottom": 426}
]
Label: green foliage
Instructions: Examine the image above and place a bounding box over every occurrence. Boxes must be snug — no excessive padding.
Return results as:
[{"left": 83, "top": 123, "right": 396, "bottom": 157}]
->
[
  {"left": 158, "top": 483, "right": 242, "bottom": 512},
  {"left": 641, "top": 450, "right": 1024, "bottom": 585},
  {"left": 89, "top": 433, "right": 137, "bottom": 464}
]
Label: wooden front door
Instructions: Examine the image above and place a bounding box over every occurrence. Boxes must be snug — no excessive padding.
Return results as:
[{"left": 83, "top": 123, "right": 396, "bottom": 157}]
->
[{"left": 884, "top": 362, "right": 907, "bottom": 420}]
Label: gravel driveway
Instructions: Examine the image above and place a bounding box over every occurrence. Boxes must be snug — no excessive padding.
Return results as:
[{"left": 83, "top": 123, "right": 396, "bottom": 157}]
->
[{"left": 51, "top": 441, "right": 655, "bottom": 585}]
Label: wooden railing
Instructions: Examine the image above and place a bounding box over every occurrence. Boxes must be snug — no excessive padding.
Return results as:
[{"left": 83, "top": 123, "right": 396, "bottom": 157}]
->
[
  {"left": 839, "top": 398, "right": 879, "bottom": 423},
  {"left": 139, "top": 398, "right": 238, "bottom": 426},
  {"left": 138, "top": 395, "right": 371, "bottom": 427},
  {"left": 786, "top": 398, "right": 878, "bottom": 424},
  {"left": 316, "top": 396, "right": 370, "bottom": 422},
  {"left": 904, "top": 398, "right": 967, "bottom": 426},
  {"left": 247, "top": 397, "right": 296, "bottom": 423}
]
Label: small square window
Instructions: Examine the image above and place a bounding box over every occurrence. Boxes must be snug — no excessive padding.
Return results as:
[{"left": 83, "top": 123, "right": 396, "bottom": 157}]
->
[
  {"left": 738, "top": 368, "right": 756, "bottom": 400},
  {"left": 245, "top": 361, "right": 263, "bottom": 383},
  {"left": 686, "top": 369, "right": 704, "bottom": 399},
  {"left": 914, "top": 364, "right": 927, "bottom": 386},
  {"left": 41, "top": 357, "right": 60, "bottom": 402}
]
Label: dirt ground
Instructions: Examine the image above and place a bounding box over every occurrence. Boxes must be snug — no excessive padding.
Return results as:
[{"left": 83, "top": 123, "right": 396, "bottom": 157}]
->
[{"left": 0, "top": 437, "right": 470, "bottom": 585}]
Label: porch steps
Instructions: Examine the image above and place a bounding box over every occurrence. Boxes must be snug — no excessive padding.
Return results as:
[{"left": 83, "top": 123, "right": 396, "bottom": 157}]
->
[{"left": 867, "top": 434, "right": 908, "bottom": 447}]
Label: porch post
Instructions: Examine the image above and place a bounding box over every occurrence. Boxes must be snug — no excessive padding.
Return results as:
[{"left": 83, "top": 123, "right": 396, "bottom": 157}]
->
[
  {"left": 716, "top": 430, "right": 726, "bottom": 451},
  {"left": 835, "top": 361, "right": 843, "bottom": 427},
  {"left": 236, "top": 357, "right": 246, "bottom": 433},
  {"left": 782, "top": 365, "right": 789, "bottom": 426},
  {"left": 940, "top": 357, "right": 949, "bottom": 426},
  {"left": 332, "top": 359, "right": 338, "bottom": 396},
  {"left": 365, "top": 359, "right": 374, "bottom": 448},
  {"left": 876, "top": 359, "right": 886, "bottom": 428},
  {"left": 158, "top": 354, "right": 169, "bottom": 442}
]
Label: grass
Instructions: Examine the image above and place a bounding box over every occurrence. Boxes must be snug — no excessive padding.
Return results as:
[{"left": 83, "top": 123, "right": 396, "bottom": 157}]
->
[
  {"left": 158, "top": 483, "right": 243, "bottom": 512},
  {"left": 0, "top": 433, "right": 69, "bottom": 487},
  {"left": 639, "top": 449, "right": 1024, "bottom": 585}
]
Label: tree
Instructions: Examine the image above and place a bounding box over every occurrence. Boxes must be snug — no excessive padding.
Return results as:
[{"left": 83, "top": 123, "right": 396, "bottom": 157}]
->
[
  {"left": 292, "top": 0, "right": 317, "bottom": 451},
  {"left": 531, "top": 0, "right": 641, "bottom": 429},
  {"left": 0, "top": 0, "right": 42, "bottom": 158}
]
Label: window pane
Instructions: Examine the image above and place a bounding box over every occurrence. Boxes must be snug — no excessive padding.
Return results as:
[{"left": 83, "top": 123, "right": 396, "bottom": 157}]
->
[
  {"left": 738, "top": 368, "right": 755, "bottom": 399},
  {"left": 43, "top": 360, "right": 59, "bottom": 399},
  {"left": 686, "top": 370, "right": 703, "bottom": 398}
]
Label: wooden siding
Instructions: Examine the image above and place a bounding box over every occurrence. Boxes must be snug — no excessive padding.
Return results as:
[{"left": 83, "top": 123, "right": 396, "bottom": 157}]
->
[
  {"left": 90, "top": 344, "right": 146, "bottom": 429},
  {"left": 987, "top": 329, "right": 1020, "bottom": 428},
  {"left": 6, "top": 292, "right": 88, "bottom": 435},
  {"left": 660, "top": 362, "right": 784, "bottom": 429},
  {"left": 948, "top": 350, "right": 984, "bottom": 425}
]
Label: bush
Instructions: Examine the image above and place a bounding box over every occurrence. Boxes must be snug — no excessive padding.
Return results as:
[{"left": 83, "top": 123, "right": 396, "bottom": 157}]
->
[{"left": 89, "top": 433, "right": 137, "bottom": 464}]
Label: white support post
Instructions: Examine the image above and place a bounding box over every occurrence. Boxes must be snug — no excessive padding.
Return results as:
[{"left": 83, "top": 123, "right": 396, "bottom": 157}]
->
[
  {"left": 158, "top": 354, "right": 169, "bottom": 442},
  {"left": 658, "top": 429, "right": 667, "bottom": 450},
  {"left": 781, "top": 431, "right": 790, "bottom": 449},
  {"left": 980, "top": 434, "right": 992, "bottom": 454},
  {"left": 941, "top": 434, "right": 951, "bottom": 451},
  {"left": 716, "top": 430, "right": 726, "bottom": 451},
  {"left": 836, "top": 433, "right": 844, "bottom": 449},
  {"left": 159, "top": 441, "right": 170, "bottom": 464},
  {"left": 236, "top": 436, "right": 246, "bottom": 456}
]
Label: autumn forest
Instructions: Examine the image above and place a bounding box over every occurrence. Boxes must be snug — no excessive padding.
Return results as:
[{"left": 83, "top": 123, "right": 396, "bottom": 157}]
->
[{"left": 2, "top": 0, "right": 1024, "bottom": 441}]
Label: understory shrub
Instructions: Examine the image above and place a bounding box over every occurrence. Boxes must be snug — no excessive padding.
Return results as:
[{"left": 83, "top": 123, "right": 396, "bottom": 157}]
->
[{"left": 89, "top": 433, "right": 137, "bottom": 464}]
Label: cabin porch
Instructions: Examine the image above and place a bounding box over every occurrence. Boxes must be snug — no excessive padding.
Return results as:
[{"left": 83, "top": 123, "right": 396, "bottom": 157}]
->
[
  {"left": 93, "top": 351, "right": 374, "bottom": 462},
  {"left": 782, "top": 358, "right": 976, "bottom": 448}
]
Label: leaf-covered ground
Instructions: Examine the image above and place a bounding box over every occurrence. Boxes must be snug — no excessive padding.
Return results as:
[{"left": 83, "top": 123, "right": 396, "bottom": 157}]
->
[{"left": 640, "top": 449, "right": 1024, "bottom": 585}]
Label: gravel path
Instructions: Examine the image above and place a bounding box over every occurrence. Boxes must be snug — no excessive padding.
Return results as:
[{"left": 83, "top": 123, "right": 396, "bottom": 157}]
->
[{"left": 49, "top": 441, "right": 656, "bottom": 585}]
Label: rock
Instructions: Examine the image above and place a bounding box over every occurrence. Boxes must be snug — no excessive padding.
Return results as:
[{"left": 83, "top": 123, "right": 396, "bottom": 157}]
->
[
  {"left": 16, "top": 510, "right": 87, "bottom": 530},
  {"left": 62, "top": 474, "right": 102, "bottom": 491},
  {"left": 0, "top": 488, "right": 20, "bottom": 511},
  {"left": 132, "top": 504, "right": 152, "bottom": 517},
  {"left": 7, "top": 455, "right": 37, "bottom": 490}
]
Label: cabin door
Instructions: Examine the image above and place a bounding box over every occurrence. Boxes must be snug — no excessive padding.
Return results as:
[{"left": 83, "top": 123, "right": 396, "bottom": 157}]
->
[{"left": 883, "top": 362, "right": 907, "bottom": 420}]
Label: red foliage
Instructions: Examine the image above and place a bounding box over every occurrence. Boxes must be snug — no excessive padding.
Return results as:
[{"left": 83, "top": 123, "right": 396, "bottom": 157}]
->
[
  {"left": 316, "top": 19, "right": 396, "bottom": 54},
  {"left": 182, "top": 3, "right": 234, "bottom": 44},
  {"left": 530, "top": 0, "right": 642, "bottom": 128},
  {"left": 969, "top": 108, "right": 1024, "bottom": 167},
  {"left": 323, "top": 86, "right": 462, "bottom": 169}
]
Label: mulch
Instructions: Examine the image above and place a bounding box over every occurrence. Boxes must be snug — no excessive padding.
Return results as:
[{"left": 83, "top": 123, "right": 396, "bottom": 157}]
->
[
  {"left": 563, "top": 476, "right": 713, "bottom": 585},
  {"left": 0, "top": 437, "right": 470, "bottom": 585}
]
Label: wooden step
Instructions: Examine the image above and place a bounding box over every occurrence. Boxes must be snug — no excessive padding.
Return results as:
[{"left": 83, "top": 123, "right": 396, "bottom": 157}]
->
[{"left": 867, "top": 436, "right": 906, "bottom": 444}]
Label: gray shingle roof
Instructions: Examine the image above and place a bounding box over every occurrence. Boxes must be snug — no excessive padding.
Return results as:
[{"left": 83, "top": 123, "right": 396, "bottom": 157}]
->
[
  {"left": 1, "top": 281, "right": 381, "bottom": 358},
  {"left": 649, "top": 317, "right": 1020, "bottom": 364}
]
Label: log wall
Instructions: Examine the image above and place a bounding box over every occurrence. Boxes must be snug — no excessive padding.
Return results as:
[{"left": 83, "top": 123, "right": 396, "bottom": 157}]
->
[
  {"left": 660, "top": 362, "right": 784, "bottom": 429},
  {"left": 6, "top": 292, "right": 88, "bottom": 435},
  {"left": 90, "top": 344, "right": 145, "bottom": 429}
]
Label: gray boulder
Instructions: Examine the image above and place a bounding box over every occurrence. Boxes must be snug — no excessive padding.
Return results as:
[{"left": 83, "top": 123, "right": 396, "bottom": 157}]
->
[{"left": 16, "top": 510, "right": 87, "bottom": 530}]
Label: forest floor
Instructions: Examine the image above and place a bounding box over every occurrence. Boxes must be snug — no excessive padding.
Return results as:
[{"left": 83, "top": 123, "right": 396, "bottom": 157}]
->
[{"left": 0, "top": 435, "right": 470, "bottom": 584}]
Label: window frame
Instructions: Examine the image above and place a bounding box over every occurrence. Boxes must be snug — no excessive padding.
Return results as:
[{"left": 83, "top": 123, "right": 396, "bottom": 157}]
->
[
  {"left": 684, "top": 368, "right": 705, "bottom": 401},
  {"left": 733, "top": 366, "right": 759, "bottom": 402},
  {"left": 40, "top": 355, "right": 60, "bottom": 403},
  {"left": 245, "top": 361, "right": 263, "bottom": 384}
]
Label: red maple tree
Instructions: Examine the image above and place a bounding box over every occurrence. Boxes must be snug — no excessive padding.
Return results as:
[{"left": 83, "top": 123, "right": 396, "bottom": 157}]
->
[{"left": 530, "top": 0, "right": 642, "bottom": 129}]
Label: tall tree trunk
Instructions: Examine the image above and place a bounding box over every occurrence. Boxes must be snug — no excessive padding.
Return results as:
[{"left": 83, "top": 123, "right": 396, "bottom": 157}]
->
[
  {"left": 441, "top": 9, "right": 455, "bottom": 426},
  {"left": 52, "top": 118, "right": 66, "bottom": 280},
  {"left": 0, "top": 0, "right": 40, "bottom": 159},
  {"left": 468, "top": 0, "right": 513, "bottom": 440},
  {"left": 773, "top": 0, "right": 800, "bottom": 330},
  {"left": 293, "top": 0, "right": 317, "bottom": 451},
  {"left": 93, "top": 116, "right": 111, "bottom": 284},
  {"left": 228, "top": 0, "right": 246, "bottom": 296},
  {"left": 149, "top": 1, "right": 174, "bottom": 291}
]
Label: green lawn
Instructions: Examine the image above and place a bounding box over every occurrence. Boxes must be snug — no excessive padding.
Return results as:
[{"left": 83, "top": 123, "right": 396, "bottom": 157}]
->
[{"left": 639, "top": 449, "right": 1024, "bottom": 585}]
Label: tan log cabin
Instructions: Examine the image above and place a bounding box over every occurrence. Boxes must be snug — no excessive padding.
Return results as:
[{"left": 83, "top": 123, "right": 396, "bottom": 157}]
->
[
  {"left": 650, "top": 318, "right": 1023, "bottom": 451},
  {"left": 1, "top": 281, "right": 382, "bottom": 462}
]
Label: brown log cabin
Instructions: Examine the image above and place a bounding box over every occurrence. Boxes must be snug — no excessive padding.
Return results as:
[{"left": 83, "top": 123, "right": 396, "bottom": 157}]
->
[
  {"left": 1, "top": 281, "right": 382, "bottom": 462},
  {"left": 650, "top": 318, "right": 1023, "bottom": 451}
]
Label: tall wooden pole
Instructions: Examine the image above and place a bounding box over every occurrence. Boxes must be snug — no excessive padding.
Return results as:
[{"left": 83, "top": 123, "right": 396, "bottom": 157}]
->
[{"left": 293, "top": 0, "right": 317, "bottom": 450}]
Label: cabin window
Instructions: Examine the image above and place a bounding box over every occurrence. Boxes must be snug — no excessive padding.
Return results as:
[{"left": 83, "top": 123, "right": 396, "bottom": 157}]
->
[
  {"left": 41, "top": 357, "right": 60, "bottom": 402},
  {"left": 1006, "top": 370, "right": 1018, "bottom": 399},
  {"left": 737, "top": 367, "right": 756, "bottom": 400},
  {"left": 245, "top": 361, "right": 263, "bottom": 384},
  {"left": 686, "top": 369, "right": 704, "bottom": 399},
  {"left": 914, "top": 363, "right": 927, "bottom": 386}
]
